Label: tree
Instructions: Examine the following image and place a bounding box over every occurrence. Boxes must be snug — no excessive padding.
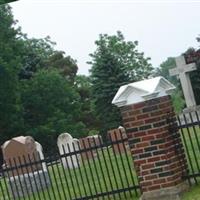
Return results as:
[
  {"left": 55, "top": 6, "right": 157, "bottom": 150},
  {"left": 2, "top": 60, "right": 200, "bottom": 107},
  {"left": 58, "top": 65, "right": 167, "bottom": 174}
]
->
[
  {"left": 19, "top": 36, "right": 55, "bottom": 79},
  {"left": 21, "top": 70, "right": 87, "bottom": 153},
  {"left": 44, "top": 51, "right": 78, "bottom": 82},
  {"left": 154, "top": 57, "right": 178, "bottom": 84},
  {"left": 184, "top": 47, "right": 200, "bottom": 105},
  {"left": 88, "top": 31, "right": 153, "bottom": 137},
  {"left": 154, "top": 58, "right": 185, "bottom": 113},
  {"left": 0, "top": 5, "right": 87, "bottom": 154},
  {"left": 0, "top": 5, "right": 24, "bottom": 144},
  {"left": 74, "top": 75, "right": 100, "bottom": 134}
]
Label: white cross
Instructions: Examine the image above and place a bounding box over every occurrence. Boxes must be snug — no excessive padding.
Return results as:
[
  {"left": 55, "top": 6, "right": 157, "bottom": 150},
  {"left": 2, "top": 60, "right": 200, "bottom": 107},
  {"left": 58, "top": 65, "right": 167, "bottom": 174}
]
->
[{"left": 169, "top": 56, "right": 197, "bottom": 108}]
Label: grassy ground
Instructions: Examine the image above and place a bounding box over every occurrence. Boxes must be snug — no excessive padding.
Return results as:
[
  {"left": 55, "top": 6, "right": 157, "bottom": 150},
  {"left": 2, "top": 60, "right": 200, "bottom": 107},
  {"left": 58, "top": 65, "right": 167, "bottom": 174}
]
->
[
  {"left": 1, "top": 125, "right": 200, "bottom": 200},
  {"left": 0, "top": 146, "right": 140, "bottom": 200},
  {"left": 182, "top": 185, "right": 200, "bottom": 200}
]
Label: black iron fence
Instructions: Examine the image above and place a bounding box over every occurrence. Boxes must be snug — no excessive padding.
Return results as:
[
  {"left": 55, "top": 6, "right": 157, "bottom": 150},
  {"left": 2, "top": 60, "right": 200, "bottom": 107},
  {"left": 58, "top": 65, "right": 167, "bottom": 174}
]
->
[
  {"left": 177, "top": 110, "right": 200, "bottom": 184},
  {"left": 0, "top": 132, "right": 140, "bottom": 200},
  {"left": 2, "top": 109, "right": 200, "bottom": 200}
]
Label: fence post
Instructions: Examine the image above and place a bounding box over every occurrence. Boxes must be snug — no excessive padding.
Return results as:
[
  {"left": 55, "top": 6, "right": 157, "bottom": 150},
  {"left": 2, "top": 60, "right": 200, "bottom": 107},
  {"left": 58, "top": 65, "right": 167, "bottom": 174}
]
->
[{"left": 112, "top": 77, "right": 188, "bottom": 200}]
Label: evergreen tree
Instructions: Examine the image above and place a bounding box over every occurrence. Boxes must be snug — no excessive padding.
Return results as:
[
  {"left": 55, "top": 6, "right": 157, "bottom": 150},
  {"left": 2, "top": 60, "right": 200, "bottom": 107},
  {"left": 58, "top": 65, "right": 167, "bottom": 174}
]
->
[{"left": 88, "top": 31, "right": 153, "bottom": 137}]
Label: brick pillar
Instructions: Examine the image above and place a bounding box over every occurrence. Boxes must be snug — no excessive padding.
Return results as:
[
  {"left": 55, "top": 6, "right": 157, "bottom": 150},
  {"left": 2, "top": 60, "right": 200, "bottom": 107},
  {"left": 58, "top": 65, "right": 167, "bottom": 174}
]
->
[{"left": 120, "top": 95, "right": 188, "bottom": 200}]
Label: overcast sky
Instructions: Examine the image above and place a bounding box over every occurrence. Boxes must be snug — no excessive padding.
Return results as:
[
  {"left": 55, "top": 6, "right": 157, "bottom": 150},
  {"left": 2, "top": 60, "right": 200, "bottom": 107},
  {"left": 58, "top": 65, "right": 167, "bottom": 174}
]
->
[{"left": 10, "top": 0, "right": 200, "bottom": 75}]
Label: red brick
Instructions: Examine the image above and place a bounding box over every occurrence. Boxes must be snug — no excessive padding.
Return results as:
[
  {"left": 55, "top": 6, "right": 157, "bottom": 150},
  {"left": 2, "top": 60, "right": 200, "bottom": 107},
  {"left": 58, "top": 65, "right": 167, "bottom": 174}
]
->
[
  {"left": 166, "top": 176, "right": 174, "bottom": 182},
  {"left": 155, "top": 133, "right": 164, "bottom": 139},
  {"left": 128, "top": 110, "right": 141, "bottom": 116},
  {"left": 161, "top": 155, "right": 167, "bottom": 160},
  {"left": 161, "top": 182, "right": 175, "bottom": 188},
  {"left": 148, "top": 156, "right": 161, "bottom": 163},
  {"left": 162, "top": 108, "right": 173, "bottom": 114},
  {"left": 135, "top": 159, "right": 147, "bottom": 165},
  {"left": 131, "top": 120, "right": 144, "bottom": 127},
  {"left": 148, "top": 128, "right": 161, "bottom": 135},
  {"left": 142, "top": 135, "right": 155, "bottom": 142},
  {"left": 136, "top": 142, "right": 149, "bottom": 148},
  {"left": 124, "top": 123, "right": 131, "bottom": 128},
  {"left": 145, "top": 117, "right": 161, "bottom": 124},
  {"left": 158, "top": 144, "right": 166, "bottom": 149},
  {"left": 127, "top": 133, "right": 134, "bottom": 138},
  {"left": 150, "top": 111, "right": 163, "bottom": 117},
  {"left": 145, "top": 174, "right": 157, "bottom": 181},
  {"left": 142, "top": 163, "right": 154, "bottom": 170},
  {"left": 163, "top": 163, "right": 177, "bottom": 171},
  {"left": 160, "top": 95, "right": 170, "bottom": 101},
  {"left": 134, "top": 131, "right": 146, "bottom": 137},
  {"left": 133, "top": 102, "right": 146, "bottom": 109},
  {"left": 148, "top": 185, "right": 161, "bottom": 190},
  {"left": 137, "top": 113, "right": 149, "bottom": 120},
  {"left": 131, "top": 148, "right": 143, "bottom": 154},
  {"left": 166, "top": 151, "right": 176, "bottom": 159},
  {"left": 122, "top": 112, "right": 128, "bottom": 118},
  {"left": 123, "top": 117, "right": 135, "bottom": 122},
  {"left": 159, "top": 102, "right": 172, "bottom": 109},
  {"left": 140, "top": 170, "right": 150, "bottom": 176},
  {"left": 153, "top": 178, "right": 166, "bottom": 184},
  {"left": 121, "top": 96, "right": 187, "bottom": 194},
  {"left": 140, "top": 181, "right": 153, "bottom": 187}
]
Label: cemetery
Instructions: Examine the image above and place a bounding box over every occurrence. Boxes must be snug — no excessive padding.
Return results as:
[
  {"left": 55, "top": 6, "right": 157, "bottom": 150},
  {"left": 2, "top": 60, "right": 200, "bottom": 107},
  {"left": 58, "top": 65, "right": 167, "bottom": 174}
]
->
[
  {"left": 1, "top": 69, "right": 200, "bottom": 199},
  {"left": 1, "top": 3, "right": 200, "bottom": 200}
]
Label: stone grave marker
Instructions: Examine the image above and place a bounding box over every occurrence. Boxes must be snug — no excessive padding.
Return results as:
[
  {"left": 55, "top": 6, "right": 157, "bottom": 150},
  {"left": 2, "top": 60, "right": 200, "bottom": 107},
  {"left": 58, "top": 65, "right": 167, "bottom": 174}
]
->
[
  {"left": 35, "top": 141, "right": 47, "bottom": 171},
  {"left": 57, "top": 133, "right": 80, "bottom": 169},
  {"left": 108, "top": 126, "right": 128, "bottom": 154},
  {"left": 79, "top": 135, "right": 102, "bottom": 160},
  {"left": 2, "top": 136, "right": 39, "bottom": 176},
  {"left": 1, "top": 136, "right": 50, "bottom": 198},
  {"left": 169, "top": 55, "right": 200, "bottom": 123},
  {"left": 169, "top": 55, "right": 197, "bottom": 110}
]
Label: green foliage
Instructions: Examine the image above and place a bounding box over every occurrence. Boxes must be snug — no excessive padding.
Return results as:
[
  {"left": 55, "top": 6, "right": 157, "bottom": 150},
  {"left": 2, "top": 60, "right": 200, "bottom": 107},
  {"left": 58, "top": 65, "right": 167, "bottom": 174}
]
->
[
  {"left": 154, "top": 57, "right": 178, "bottom": 84},
  {"left": 44, "top": 51, "right": 78, "bottom": 82},
  {"left": 74, "top": 75, "right": 100, "bottom": 133},
  {"left": 0, "top": 0, "right": 17, "bottom": 5},
  {"left": 89, "top": 31, "right": 153, "bottom": 136},
  {"left": 154, "top": 57, "right": 185, "bottom": 113},
  {"left": 19, "top": 36, "right": 55, "bottom": 79},
  {"left": 184, "top": 47, "right": 200, "bottom": 105},
  {"left": 171, "top": 89, "right": 185, "bottom": 113},
  {"left": 0, "top": 5, "right": 24, "bottom": 143},
  {"left": 0, "top": 6, "right": 88, "bottom": 153},
  {"left": 21, "top": 70, "right": 87, "bottom": 153}
]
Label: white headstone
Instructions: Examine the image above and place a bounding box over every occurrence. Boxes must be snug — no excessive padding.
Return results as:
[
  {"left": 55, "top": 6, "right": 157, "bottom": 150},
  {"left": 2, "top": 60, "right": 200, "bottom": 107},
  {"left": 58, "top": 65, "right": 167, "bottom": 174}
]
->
[
  {"left": 169, "top": 56, "right": 197, "bottom": 109},
  {"left": 57, "top": 133, "right": 80, "bottom": 169},
  {"left": 35, "top": 142, "right": 47, "bottom": 171}
]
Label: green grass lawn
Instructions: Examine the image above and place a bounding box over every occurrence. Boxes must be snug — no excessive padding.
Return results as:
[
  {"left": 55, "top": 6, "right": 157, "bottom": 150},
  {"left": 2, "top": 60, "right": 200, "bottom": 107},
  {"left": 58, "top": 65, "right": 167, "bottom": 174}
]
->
[
  {"left": 0, "top": 146, "right": 140, "bottom": 200},
  {"left": 182, "top": 185, "right": 200, "bottom": 200},
  {"left": 180, "top": 125, "right": 200, "bottom": 174},
  {"left": 1, "top": 125, "right": 200, "bottom": 200}
]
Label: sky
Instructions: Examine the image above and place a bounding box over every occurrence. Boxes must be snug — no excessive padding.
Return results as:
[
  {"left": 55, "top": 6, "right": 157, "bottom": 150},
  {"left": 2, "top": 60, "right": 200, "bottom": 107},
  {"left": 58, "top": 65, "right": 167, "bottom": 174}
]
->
[{"left": 9, "top": 0, "right": 200, "bottom": 75}]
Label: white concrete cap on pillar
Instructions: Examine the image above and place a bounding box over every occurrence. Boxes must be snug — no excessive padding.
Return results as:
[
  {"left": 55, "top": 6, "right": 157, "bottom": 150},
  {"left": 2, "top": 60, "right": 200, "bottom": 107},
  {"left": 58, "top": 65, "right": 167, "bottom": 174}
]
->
[{"left": 112, "top": 76, "right": 176, "bottom": 107}]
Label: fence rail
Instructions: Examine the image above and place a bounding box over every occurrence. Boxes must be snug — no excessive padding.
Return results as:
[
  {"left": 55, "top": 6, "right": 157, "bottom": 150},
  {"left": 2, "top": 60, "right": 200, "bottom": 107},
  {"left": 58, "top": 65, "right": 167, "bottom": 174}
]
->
[
  {"left": 0, "top": 132, "right": 140, "bottom": 200},
  {"left": 177, "top": 110, "right": 200, "bottom": 184}
]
